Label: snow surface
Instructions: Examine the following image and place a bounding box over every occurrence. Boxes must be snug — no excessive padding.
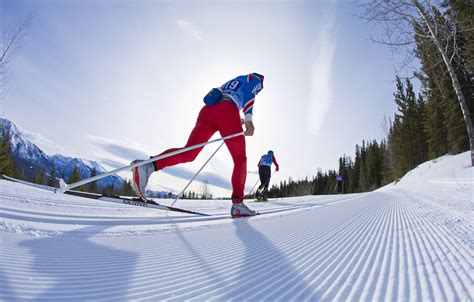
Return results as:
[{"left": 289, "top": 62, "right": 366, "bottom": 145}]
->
[{"left": 1, "top": 152, "right": 473, "bottom": 301}]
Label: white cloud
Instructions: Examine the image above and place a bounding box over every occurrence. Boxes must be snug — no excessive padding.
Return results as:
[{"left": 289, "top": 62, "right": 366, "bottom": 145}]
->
[
  {"left": 177, "top": 19, "right": 204, "bottom": 41},
  {"left": 88, "top": 135, "right": 150, "bottom": 164},
  {"left": 307, "top": 15, "right": 336, "bottom": 135},
  {"left": 19, "top": 127, "right": 65, "bottom": 155}
]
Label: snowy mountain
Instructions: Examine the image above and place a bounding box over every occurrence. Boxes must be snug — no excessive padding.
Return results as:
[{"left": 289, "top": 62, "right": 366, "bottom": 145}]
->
[
  {"left": 0, "top": 151, "right": 472, "bottom": 300},
  {"left": 0, "top": 118, "right": 123, "bottom": 189},
  {"left": 0, "top": 118, "right": 50, "bottom": 170}
]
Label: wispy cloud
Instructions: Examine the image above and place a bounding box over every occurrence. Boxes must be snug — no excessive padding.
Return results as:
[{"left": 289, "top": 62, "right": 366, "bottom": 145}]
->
[
  {"left": 89, "top": 135, "right": 150, "bottom": 163},
  {"left": 177, "top": 19, "right": 204, "bottom": 41},
  {"left": 19, "top": 127, "right": 65, "bottom": 155},
  {"left": 307, "top": 9, "right": 337, "bottom": 135}
]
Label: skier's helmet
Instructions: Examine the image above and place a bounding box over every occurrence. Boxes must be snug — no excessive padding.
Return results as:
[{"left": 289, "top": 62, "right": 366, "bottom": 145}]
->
[
  {"left": 249, "top": 72, "right": 264, "bottom": 95},
  {"left": 268, "top": 150, "right": 274, "bottom": 155}
]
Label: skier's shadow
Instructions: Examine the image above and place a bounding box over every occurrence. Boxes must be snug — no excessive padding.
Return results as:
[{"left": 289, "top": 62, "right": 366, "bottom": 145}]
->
[
  {"left": 18, "top": 225, "right": 138, "bottom": 300},
  {"left": 224, "top": 219, "right": 315, "bottom": 301}
]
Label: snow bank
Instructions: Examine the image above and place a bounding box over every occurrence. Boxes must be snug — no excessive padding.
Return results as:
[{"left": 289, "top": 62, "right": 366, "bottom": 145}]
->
[{"left": 399, "top": 150, "right": 473, "bottom": 182}]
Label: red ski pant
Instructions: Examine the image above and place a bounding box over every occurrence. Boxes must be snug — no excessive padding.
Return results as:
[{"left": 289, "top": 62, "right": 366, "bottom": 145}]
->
[{"left": 153, "top": 102, "right": 247, "bottom": 203}]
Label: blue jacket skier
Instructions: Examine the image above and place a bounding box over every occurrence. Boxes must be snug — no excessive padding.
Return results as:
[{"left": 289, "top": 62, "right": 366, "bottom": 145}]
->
[
  {"left": 256, "top": 150, "right": 279, "bottom": 201},
  {"left": 335, "top": 175, "right": 345, "bottom": 193}
]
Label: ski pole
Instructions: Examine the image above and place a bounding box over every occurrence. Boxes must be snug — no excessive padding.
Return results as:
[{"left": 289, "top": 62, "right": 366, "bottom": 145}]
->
[
  {"left": 171, "top": 141, "right": 225, "bottom": 207},
  {"left": 57, "top": 132, "right": 244, "bottom": 193},
  {"left": 248, "top": 178, "right": 260, "bottom": 196}
]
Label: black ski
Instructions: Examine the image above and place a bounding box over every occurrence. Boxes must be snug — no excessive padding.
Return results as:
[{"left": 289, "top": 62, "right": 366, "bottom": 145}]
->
[
  {"left": 3, "top": 175, "right": 211, "bottom": 217},
  {"left": 66, "top": 190, "right": 211, "bottom": 216}
]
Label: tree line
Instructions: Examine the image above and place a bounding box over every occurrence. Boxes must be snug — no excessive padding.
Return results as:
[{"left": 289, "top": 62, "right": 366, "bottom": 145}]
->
[{"left": 267, "top": 0, "right": 473, "bottom": 197}]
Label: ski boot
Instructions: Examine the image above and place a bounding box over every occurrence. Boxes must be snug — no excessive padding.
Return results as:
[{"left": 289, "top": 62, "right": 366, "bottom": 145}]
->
[
  {"left": 231, "top": 202, "right": 258, "bottom": 218},
  {"left": 131, "top": 160, "right": 155, "bottom": 201}
]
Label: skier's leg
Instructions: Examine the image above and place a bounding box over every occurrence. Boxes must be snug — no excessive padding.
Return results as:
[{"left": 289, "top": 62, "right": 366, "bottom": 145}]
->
[
  {"left": 215, "top": 103, "right": 246, "bottom": 204},
  {"left": 256, "top": 167, "right": 266, "bottom": 196},
  {"left": 132, "top": 107, "right": 216, "bottom": 199},
  {"left": 223, "top": 130, "right": 246, "bottom": 203},
  {"left": 154, "top": 106, "right": 217, "bottom": 170},
  {"left": 261, "top": 166, "right": 271, "bottom": 197},
  {"left": 258, "top": 167, "right": 266, "bottom": 185},
  {"left": 263, "top": 177, "right": 271, "bottom": 195}
]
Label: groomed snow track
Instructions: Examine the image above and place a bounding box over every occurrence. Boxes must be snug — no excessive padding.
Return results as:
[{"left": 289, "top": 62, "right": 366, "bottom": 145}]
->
[{"left": 1, "top": 158, "right": 473, "bottom": 301}]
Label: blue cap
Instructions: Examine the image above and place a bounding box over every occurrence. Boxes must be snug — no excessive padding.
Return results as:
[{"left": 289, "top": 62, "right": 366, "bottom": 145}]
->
[
  {"left": 249, "top": 73, "right": 264, "bottom": 95},
  {"left": 252, "top": 73, "right": 264, "bottom": 85}
]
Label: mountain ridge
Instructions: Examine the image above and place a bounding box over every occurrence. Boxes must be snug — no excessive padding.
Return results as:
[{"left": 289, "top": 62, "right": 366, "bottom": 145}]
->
[{"left": 0, "top": 117, "right": 123, "bottom": 190}]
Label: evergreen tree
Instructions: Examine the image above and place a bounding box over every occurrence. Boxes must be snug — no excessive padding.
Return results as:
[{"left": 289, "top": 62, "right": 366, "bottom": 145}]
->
[
  {"left": 421, "top": 83, "right": 449, "bottom": 158},
  {"left": 0, "top": 132, "right": 14, "bottom": 178},
  {"left": 414, "top": 5, "right": 473, "bottom": 156},
  {"left": 68, "top": 166, "right": 82, "bottom": 190},
  {"left": 18, "top": 167, "right": 25, "bottom": 180},
  {"left": 388, "top": 77, "right": 428, "bottom": 179},
  {"left": 380, "top": 139, "right": 393, "bottom": 186},
  {"left": 365, "top": 140, "right": 380, "bottom": 190},
  {"left": 88, "top": 168, "right": 98, "bottom": 193},
  {"left": 349, "top": 145, "right": 361, "bottom": 192},
  {"left": 34, "top": 167, "right": 44, "bottom": 185},
  {"left": 122, "top": 179, "right": 134, "bottom": 196},
  {"left": 102, "top": 184, "right": 115, "bottom": 196},
  {"left": 47, "top": 166, "right": 57, "bottom": 187},
  {"left": 358, "top": 141, "right": 368, "bottom": 190}
]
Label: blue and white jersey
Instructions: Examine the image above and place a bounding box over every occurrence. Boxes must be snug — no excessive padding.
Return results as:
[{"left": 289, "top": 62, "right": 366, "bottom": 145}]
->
[
  {"left": 220, "top": 73, "right": 264, "bottom": 121},
  {"left": 259, "top": 154, "right": 273, "bottom": 167}
]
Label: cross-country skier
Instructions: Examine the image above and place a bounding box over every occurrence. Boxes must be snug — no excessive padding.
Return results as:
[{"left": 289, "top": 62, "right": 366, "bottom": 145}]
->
[
  {"left": 255, "top": 150, "right": 279, "bottom": 201},
  {"left": 335, "top": 175, "right": 344, "bottom": 193},
  {"left": 131, "top": 73, "right": 264, "bottom": 217}
]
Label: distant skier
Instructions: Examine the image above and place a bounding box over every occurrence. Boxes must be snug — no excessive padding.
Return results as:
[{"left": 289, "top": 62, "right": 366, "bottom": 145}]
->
[
  {"left": 335, "top": 175, "right": 344, "bottom": 194},
  {"left": 255, "top": 150, "right": 279, "bottom": 201},
  {"left": 131, "top": 73, "right": 265, "bottom": 217}
]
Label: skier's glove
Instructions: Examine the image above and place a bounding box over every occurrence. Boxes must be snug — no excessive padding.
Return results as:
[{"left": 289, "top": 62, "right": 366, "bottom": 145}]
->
[{"left": 244, "top": 121, "right": 255, "bottom": 136}]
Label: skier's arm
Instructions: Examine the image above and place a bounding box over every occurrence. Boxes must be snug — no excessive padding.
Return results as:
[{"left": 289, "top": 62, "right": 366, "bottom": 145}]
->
[
  {"left": 244, "top": 120, "right": 254, "bottom": 136},
  {"left": 243, "top": 98, "right": 254, "bottom": 123},
  {"left": 272, "top": 155, "right": 280, "bottom": 171}
]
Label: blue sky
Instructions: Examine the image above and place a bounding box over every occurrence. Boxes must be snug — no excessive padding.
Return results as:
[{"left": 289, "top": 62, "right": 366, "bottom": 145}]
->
[{"left": 2, "top": 0, "right": 410, "bottom": 197}]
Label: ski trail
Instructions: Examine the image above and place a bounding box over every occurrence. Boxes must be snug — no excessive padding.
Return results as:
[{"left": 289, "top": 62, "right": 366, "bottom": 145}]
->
[
  {"left": 336, "top": 196, "right": 400, "bottom": 301},
  {"left": 402, "top": 192, "right": 472, "bottom": 299},
  {"left": 1, "top": 157, "right": 473, "bottom": 302}
]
